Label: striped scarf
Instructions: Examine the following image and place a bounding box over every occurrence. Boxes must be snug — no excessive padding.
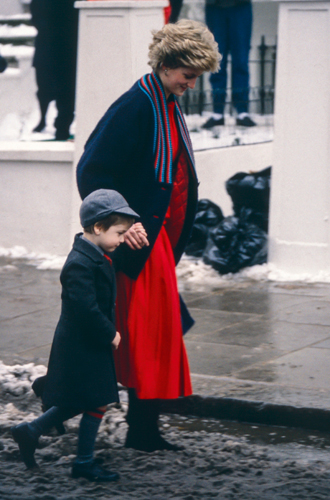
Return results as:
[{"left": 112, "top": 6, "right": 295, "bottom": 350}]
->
[{"left": 139, "top": 72, "right": 197, "bottom": 185}]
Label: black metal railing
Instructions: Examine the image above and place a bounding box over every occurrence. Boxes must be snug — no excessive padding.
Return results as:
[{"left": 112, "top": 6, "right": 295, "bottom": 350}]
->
[{"left": 179, "top": 35, "right": 277, "bottom": 117}]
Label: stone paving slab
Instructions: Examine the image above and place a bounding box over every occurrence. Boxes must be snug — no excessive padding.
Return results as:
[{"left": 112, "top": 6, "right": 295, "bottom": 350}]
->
[{"left": 2, "top": 257, "right": 330, "bottom": 425}]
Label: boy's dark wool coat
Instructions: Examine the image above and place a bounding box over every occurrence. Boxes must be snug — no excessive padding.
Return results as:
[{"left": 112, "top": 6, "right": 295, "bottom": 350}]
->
[
  {"left": 76, "top": 79, "right": 199, "bottom": 281},
  {"left": 42, "top": 235, "right": 119, "bottom": 410}
]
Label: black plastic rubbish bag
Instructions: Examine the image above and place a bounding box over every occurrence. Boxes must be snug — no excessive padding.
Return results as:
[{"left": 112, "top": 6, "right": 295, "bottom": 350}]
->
[
  {"left": 225, "top": 166, "right": 271, "bottom": 232},
  {"left": 202, "top": 214, "right": 268, "bottom": 274},
  {"left": 185, "top": 199, "right": 224, "bottom": 257}
]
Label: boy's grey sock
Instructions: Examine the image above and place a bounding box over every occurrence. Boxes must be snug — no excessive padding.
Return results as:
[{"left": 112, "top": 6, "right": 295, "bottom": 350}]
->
[
  {"left": 75, "top": 409, "right": 105, "bottom": 464},
  {"left": 28, "top": 406, "right": 75, "bottom": 439}
]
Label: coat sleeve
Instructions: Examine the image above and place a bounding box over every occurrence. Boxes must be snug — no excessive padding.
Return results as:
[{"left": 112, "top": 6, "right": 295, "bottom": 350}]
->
[{"left": 61, "top": 261, "right": 117, "bottom": 347}]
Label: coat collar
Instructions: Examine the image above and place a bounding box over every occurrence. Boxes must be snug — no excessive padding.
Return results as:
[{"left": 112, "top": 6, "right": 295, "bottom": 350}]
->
[
  {"left": 72, "top": 233, "right": 105, "bottom": 262},
  {"left": 72, "top": 233, "right": 114, "bottom": 283}
]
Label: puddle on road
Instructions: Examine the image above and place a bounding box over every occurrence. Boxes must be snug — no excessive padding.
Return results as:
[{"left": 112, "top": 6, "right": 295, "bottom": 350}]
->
[{"left": 163, "top": 414, "right": 330, "bottom": 450}]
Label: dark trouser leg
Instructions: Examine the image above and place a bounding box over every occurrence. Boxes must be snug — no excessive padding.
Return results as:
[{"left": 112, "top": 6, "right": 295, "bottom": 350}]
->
[
  {"left": 32, "top": 376, "right": 66, "bottom": 434},
  {"left": 28, "top": 406, "right": 77, "bottom": 439},
  {"left": 206, "top": 5, "right": 229, "bottom": 115},
  {"left": 33, "top": 66, "right": 55, "bottom": 132},
  {"left": 53, "top": 11, "right": 78, "bottom": 141},
  {"left": 229, "top": 2, "right": 253, "bottom": 114}
]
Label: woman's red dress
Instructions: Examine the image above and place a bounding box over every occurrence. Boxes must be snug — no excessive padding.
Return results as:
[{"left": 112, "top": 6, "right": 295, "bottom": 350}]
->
[{"left": 114, "top": 100, "right": 193, "bottom": 399}]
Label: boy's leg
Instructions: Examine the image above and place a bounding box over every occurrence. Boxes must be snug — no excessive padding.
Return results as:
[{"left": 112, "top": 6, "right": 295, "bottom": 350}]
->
[
  {"left": 11, "top": 407, "right": 76, "bottom": 469},
  {"left": 75, "top": 408, "right": 106, "bottom": 464},
  {"left": 72, "top": 407, "right": 119, "bottom": 482}
]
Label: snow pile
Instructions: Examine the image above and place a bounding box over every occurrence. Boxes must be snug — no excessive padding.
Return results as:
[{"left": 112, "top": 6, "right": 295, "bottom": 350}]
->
[
  {"left": 0, "top": 24, "right": 36, "bottom": 38},
  {"left": 0, "top": 43, "right": 34, "bottom": 58},
  {"left": 177, "top": 256, "right": 330, "bottom": 291},
  {"left": 0, "top": 361, "right": 46, "bottom": 397},
  {"left": 0, "top": 245, "right": 66, "bottom": 270},
  {"left": 177, "top": 257, "right": 269, "bottom": 291},
  {"left": 0, "top": 102, "right": 60, "bottom": 142},
  {"left": 0, "top": 402, "right": 39, "bottom": 428}
]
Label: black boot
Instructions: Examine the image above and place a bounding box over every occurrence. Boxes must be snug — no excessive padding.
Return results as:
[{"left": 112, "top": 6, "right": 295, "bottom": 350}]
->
[
  {"left": 11, "top": 423, "right": 39, "bottom": 469},
  {"left": 125, "top": 390, "right": 183, "bottom": 452},
  {"left": 72, "top": 460, "right": 120, "bottom": 482}
]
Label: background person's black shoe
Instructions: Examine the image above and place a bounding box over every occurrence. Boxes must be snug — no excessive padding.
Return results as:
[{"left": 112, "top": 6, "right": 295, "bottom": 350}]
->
[
  {"left": 72, "top": 460, "right": 120, "bottom": 482},
  {"left": 33, "top": 119, "right": 46, "bottom": 133},
  {"left": 11, "top": 423, "right": 39, "bottom": 469},
  {"left": 201, "top": 116, "right": 225, "bottom": 129},
  {"left": 236, "top": 115, "right": 256, "bottom": 127}
]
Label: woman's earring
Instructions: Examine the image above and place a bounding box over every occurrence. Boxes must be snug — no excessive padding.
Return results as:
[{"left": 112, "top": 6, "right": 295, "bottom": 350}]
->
[{"left": 165, "top": 69, "right": 168, "bottom": 76}]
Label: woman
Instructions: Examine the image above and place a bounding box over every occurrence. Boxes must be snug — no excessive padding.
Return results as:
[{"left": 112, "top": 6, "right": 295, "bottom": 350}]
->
[{"left": 77, "top": 19, "right": 221, "bottom": 451}]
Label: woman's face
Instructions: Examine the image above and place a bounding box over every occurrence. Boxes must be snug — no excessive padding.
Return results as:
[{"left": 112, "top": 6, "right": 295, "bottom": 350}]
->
[{"left": 160, "top": 66, "right": 203, "bottom": 99}]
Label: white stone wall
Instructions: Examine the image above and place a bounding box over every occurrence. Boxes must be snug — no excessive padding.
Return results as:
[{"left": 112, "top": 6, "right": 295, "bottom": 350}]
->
[
  {"left": 0, "top": 142, "right": 74, "bottom": 255},
  {"left": 268, "top": 0, "right": 330, "bottom": 276},
  {"left": 0, "top": 141, "right": 272, "bottom": 255}
]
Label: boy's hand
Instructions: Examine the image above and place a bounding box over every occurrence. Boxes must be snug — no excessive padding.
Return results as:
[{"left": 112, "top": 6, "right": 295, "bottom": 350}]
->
[
  {"left": 112, "top": 331, "right": 121, "bottom": 350},
  {"left": 124, "top": 223, "right": 149, "bottom": 250}
]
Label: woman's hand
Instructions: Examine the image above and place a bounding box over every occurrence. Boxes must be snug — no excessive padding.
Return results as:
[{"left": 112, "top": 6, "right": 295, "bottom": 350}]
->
[
  {"left": 112, "top": 331, "right": 121, "bottom": 350},
  {"left": 124, "top": 223, "right": 149, "bottom": 250}
]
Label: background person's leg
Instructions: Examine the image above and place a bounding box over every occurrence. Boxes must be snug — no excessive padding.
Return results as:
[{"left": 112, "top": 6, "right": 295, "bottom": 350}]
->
[
  {"left": 229, "top": 2, "right": 253, "bottom": 117},
  {"left": 206, "top": 5, "right": 229, "bottom": 116}
]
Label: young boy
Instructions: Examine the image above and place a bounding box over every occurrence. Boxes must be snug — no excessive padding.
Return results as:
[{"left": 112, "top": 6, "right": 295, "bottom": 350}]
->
[{"left": 11, "top": 189, "right": 147, "bottom": 481}]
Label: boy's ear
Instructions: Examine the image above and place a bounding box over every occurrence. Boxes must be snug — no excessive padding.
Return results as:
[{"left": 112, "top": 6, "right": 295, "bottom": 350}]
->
[{"left": 93, "top": 224, "right": 102, "bottom": 235}]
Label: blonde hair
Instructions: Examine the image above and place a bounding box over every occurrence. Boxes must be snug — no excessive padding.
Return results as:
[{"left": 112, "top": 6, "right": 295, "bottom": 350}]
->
[{"left": 148, "top": 19, "right": 221, "bottom": 74}]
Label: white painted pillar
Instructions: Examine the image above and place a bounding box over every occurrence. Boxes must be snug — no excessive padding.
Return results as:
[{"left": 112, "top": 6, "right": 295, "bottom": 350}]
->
[
  {"left": 69, "top": 0, "right": 167, "bottom": 241},
  {"left": 268, "top": 0, "right": 330, "bottom": 276}
]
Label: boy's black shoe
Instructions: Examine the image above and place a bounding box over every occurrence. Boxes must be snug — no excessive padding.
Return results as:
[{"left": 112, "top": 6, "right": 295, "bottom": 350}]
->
[
  {"left": 236, "top": 115, "right": 256, "bottom": 127},
  {"left": 11, "top": 423, "right": 39, "bottom": 469},
  {"left": 201, "top": 116, "right": 225, "bottom": 129},
  {"left": 72, "top": 461, "right": 120, "bottom": 482}
]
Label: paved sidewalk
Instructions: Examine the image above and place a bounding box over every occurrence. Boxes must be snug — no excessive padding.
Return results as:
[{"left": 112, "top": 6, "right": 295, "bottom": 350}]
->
[{"left": 1, "top": 255, "right": 330, "bottom": 428}]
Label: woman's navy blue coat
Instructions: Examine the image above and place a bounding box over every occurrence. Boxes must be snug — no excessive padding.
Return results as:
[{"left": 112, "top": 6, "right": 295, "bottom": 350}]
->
[
  {"left": 42, "top": 235, "right": 119, "bottom": 410},
  {"left": 76, "top": 79, "right": 198, "bottom": 281}
]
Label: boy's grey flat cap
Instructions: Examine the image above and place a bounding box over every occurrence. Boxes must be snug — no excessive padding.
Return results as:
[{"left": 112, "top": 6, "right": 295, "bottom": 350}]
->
[{"left": 80, "top": 189, "right": 139, "bottom": 227}]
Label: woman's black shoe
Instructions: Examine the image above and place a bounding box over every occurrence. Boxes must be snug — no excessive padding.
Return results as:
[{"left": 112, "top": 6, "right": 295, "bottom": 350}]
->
[
  {"left": 72, "top": 461, "right": 120, "bottom": 482},
  {"left": 125, "top": 429, "right": 183, "bottom": 452},
  {"left": 11, "top": 423, "right": 39, "bottom": 469}
]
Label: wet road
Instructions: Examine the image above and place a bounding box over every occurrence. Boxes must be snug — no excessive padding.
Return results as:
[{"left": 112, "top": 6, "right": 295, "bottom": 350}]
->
[{"left": 1, "top": 390, "right": 330, "bottom": 500}]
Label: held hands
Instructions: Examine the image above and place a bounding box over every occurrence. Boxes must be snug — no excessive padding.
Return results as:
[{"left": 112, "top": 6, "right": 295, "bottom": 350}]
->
[
  {"left": 112, "top": 331, "right": 121, "bottom": 350},
  {"left": 124, "top": 222, "right": 150, "bottom": 250}
]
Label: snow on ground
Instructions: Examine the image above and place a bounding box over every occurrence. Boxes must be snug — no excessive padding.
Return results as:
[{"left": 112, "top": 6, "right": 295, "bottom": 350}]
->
[
  {"left": 0, "top": 246, "right": 66, "bottom": 270},
  {"left": 0, "top": 360, "right": 46, "bottom": 398},
  {"left": 1, "top": 361, "right": 330, "bottom": 499},
  {"left": 186, "top": 112, "right": 274, "bottom": 151},
  {"left": 1, "top": 245, "right": 330, "bottom": 287},
  {"left": 0, "top": 101, "right": 65, "bottom": 142}
]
